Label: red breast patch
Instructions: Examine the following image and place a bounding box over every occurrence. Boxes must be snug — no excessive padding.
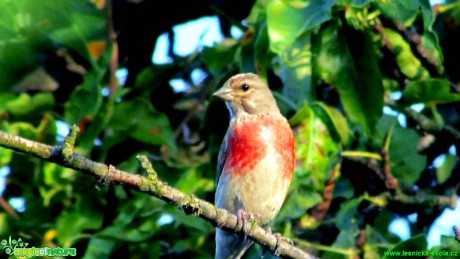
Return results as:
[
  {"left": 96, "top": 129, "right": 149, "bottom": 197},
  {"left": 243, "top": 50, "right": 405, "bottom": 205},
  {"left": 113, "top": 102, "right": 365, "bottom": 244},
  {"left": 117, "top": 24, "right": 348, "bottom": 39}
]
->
[{"left": 225, "top": 116, "right": 295, "bottom": 178}]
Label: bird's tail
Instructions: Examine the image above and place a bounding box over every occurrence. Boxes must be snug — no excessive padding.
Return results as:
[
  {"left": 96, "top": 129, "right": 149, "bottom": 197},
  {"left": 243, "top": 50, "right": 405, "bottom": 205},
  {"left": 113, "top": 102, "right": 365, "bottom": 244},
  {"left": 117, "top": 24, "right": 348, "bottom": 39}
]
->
[{"left": 215, "top": 228, "right": 253, "bottom": 259}]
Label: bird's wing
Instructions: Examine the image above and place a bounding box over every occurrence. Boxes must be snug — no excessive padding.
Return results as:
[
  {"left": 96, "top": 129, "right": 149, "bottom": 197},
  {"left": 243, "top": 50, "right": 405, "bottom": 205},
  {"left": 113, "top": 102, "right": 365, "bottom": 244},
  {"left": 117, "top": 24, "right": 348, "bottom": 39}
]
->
[{"left": 216, "top": 131, "right": 229, "bottom": 186}]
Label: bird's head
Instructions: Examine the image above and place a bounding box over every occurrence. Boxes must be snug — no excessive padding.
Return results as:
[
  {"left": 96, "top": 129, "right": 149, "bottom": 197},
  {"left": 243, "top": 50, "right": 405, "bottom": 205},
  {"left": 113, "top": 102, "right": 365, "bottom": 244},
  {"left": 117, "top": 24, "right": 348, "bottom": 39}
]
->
[{"left": 213, "top": 73, "right": 280, "bottom": 117}]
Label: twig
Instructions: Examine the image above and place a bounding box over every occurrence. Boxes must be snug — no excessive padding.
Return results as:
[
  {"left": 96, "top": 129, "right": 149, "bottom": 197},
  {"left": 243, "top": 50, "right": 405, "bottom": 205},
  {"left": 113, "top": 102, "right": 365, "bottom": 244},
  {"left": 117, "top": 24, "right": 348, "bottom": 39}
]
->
[
  {"left": 376, "top": 191, "right": 457, "bottom": 209},
  {"left": 106, "top": 0, "right": 119, "bottom": 95},
  {"left": 0, "top": 196, "right": 19, "bottom": 220},
  {"left": 454, "top": 225, "right": 460, "bottom": 242},
  {"left": 310, "top": 162, "right": 341, "bottom": 222},
  {"left": 381, "top": 149, "right": 398, "bottom": 191},
  {"left": 173, "top": 75, "right": 214, "bottom": 138},
  {"left": 344, "top": 156, "right": 457, "bottom": 208},
  {"left": 0, "top": 129, "right": 317, "bottom": 259},
  {"left": 385, "top": 98, "right": 460, "bottom": 139}
]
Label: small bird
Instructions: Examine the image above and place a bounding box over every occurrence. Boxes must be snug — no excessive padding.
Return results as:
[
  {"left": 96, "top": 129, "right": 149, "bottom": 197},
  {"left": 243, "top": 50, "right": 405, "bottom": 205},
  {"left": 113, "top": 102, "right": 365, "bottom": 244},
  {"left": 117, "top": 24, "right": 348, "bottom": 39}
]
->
[{"left": 213, "top": 73, "right": 295, "bottom": 258}]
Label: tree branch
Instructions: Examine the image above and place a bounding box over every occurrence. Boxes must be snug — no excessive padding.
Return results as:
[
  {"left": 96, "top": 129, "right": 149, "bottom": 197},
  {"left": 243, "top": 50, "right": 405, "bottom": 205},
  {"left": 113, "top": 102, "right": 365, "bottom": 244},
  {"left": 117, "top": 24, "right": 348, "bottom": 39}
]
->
[
  {"left": 0, "top": 127, "right": 317, "bottom": 259},
  {"left": 344, "top": 156, "right": 457, "bottom": 208}
]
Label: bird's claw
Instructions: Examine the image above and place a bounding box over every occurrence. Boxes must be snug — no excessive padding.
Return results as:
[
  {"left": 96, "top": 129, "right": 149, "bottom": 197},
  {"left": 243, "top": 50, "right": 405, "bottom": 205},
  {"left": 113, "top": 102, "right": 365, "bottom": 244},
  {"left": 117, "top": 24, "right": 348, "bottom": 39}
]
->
[
  {"left": 264, "top": 227, "right": 293, "bottom": 257},
  {"left": 235, "top": 209, "right": 250, "bottom": 232},
  {"left": 273, "top": 232, "right": 283, "bottom": 256},
  {"left": 235, "top": 210, "right": 261, "bottom": 234}
]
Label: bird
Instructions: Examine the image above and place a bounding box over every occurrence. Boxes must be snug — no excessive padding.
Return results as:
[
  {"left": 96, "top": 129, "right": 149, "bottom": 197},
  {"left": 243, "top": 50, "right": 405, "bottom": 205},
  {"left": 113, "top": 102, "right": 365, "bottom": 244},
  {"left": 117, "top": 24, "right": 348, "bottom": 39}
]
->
[{"left": 213, "top": 73, "right": 295, "bottom": 258}]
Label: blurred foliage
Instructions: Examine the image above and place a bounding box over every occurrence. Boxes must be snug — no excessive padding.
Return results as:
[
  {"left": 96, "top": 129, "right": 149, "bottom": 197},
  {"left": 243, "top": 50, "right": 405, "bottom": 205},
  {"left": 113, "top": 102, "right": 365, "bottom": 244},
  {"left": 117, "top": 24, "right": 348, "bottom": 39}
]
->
[{"left": 0, "top": 0, "right": 460, "bottom": 258}]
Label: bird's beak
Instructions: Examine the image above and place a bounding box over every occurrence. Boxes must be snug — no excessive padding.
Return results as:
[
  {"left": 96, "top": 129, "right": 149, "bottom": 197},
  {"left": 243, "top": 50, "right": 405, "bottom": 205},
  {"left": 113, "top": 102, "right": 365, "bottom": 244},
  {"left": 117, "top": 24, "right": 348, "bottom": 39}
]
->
[{"left": 213, "top": 85, "right": 233, "bottom": 101}]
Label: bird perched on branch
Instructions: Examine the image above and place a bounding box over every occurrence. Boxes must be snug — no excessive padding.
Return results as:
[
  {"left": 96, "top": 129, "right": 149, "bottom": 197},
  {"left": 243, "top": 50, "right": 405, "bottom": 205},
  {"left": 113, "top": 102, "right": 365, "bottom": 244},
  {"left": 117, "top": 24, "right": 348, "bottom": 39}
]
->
[{"left": 213, "top": 73, "right": 295, "bottom": 258}]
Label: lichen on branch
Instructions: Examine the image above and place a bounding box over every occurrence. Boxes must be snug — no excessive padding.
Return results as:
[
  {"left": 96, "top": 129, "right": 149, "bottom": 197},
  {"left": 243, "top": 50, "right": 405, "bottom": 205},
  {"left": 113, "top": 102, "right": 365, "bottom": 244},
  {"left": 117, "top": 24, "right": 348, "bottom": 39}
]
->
[{"left": 0, "top": 128, "right": 316, "bottom": 259}]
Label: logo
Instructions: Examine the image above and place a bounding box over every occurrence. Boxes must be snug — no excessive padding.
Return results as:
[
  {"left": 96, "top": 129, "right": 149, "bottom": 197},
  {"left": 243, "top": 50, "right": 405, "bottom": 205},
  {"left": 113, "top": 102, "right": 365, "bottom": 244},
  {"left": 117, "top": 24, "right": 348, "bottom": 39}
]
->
[
  {"left": 1, "top": 236, "right": 76, "bottom": 257},
  {"left": 1, "top": 236, "right": 28, "bottom": 255}
]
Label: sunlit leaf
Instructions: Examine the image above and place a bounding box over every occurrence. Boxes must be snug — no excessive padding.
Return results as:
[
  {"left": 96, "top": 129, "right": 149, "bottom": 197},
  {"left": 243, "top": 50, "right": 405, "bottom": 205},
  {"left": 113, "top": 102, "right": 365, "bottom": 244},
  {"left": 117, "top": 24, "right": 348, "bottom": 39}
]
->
[
  {"left": 420, "top": 32, "right": 444, "bottom": 74},
  {"left": 381, "top": 28, "right": 430, "bottom": 80},
  {"left": 5, "top": 93, "right": 55, "bottom": 117},
  {"left": 310, "top": 102, "right": 350, "bottom": 145},
  {"left": 267, "top": 0, "right": 334, "bottom": 55},
  {"left": 436, "top": 155, "right": 457, "bottom": 184},
  {"left": 280, "top": 103, "right": 342, "bottom": 219},
  {"left": 0, "top": 146, "right": 12, "bottom": 167}
]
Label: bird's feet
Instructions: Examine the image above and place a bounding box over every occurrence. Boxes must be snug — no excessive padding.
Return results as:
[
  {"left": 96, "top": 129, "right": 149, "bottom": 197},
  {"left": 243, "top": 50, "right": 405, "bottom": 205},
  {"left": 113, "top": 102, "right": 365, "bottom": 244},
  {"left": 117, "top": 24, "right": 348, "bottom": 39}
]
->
[
  {"left": 262, "top": 227, "right": 294, "bottom": 257},
  {"left": 234, "top": 209, "right": 260, "bottom": 233}
]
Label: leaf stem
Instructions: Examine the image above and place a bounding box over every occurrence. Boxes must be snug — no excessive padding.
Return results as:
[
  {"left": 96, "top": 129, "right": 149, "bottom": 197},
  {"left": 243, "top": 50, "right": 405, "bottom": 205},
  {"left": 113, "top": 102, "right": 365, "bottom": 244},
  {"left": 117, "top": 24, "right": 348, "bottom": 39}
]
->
[{"left": 342, "top": 151, "right": 382, "bottom": 160}]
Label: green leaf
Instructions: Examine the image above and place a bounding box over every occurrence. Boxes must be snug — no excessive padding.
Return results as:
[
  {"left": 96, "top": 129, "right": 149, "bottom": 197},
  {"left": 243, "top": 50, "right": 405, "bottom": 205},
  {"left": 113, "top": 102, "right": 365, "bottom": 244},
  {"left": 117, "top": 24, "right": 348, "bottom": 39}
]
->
[
  {"left": 420, "top": 32, "right": 444, "bottom": 74},
  {"left": 322, "top": 230, "right": 357, "bottom": 259},
  {"left": 290, "top": 103, "right": 342, "bottom": 183},
  {"left": 0, "top": 146, "right": 12, "bottom": 167},
  {"left": 375, "top": 0, "right": 436, "bottom": 30},
  {"left": 430, "top": 235, "right": 460, "bottom": 257},
  {"left": 260, "top": 0, "right": 336, "bottom": 106},
  {"left": 173, "top": 213, "right": 211, "bottom": 233},
  {"left": 419, "top": 0, "right": 435, "bottom": 31},
  {"left": 253, "top": 19, "right": 271, "bottom": 79},
  {"left": 333, "top": 177, "right": 354, "bottom": 199},
  {"left": 49, "top": 1, "right": 106, "bottom": 62},
  {"left": 83, "top": 238, "right": 116, "bottom": 259},
  {"left": 278, "top": 183, "right": 323, "bottom": 219},
  {"left": 98, "top": 217, "right": 158, "bottom": 242},
  {"left": 376, "top": 115, "right": 426, "bottom": 185},
  {"left": 96, "top": 195, "right": 162, "bottom": 242},
  {"left": 310, "top": 102, "right": 350, "bottom": 145},
  {"left": 281, "top": 103, "right": 342, "bottom": 218},
  {"left": 336, "top": 198, "right": 360, "bottom": 232},
  {"left": 5, "top": 93, "right": 55, "bottom": 117},
  {"left": 374, "top": 0, "right": 420, "bottom": 27},
  {"left": 403, "top": 79, "right": 460, "bottom": 104},
  {"left": 381, "top": 28, "right": 430, "bottom": 80},
  {"left": 274, "top": 33, "right": 313, "bottom": 107},
  {"left": 57, "top": 204, "right": 103, "bottom": 246},
  {"left": 202, "top": 40, "right": 239, "bottom": 76},
  {"left": 238, "top": 27, "right": 257, "bottom": 73},
  {"left": 436, "top": 155, "right": 457, "bottom": 184},
  {"left": 175, "top": 168, "right": 214, "bottom": 196},
  {"left": 267, "top": 0, "right": 334, "bottom": 55},
  {"left": 315, "top": 21, "right": 383, "bottom": 135},
  {"left": 43, "top": 162, "right": 76, "bottom": 186},
  {"left": 107, "top": 98, "right": 176, "bottom": 151},
  {"left": 337, "top": 0, "right": 370, "bottom": 7},
  {"left": 0, "top": 213, "right": 12, "bottom": 237},
  {"left": 64, "top": 69, "right": 104, "bottom": 124}
]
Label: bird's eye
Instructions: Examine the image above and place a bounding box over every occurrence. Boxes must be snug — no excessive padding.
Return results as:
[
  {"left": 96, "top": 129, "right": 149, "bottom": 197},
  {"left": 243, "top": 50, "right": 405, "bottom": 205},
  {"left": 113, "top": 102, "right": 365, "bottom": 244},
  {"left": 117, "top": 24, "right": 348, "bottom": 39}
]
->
[{"left": 241, "top": 84, "right": 249, "bottom": 91}]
